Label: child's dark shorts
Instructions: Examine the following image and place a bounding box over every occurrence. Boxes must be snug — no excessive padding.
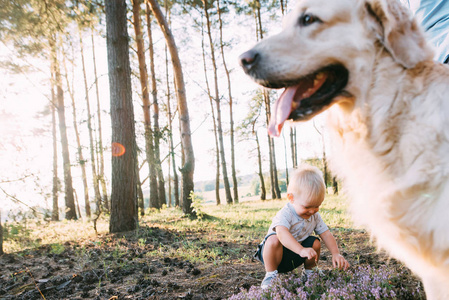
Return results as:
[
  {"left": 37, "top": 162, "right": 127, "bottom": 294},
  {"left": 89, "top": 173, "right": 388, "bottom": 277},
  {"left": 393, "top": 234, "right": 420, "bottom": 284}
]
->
[{"left": 254, "top": 233, "right": 319, "bottom": 273}]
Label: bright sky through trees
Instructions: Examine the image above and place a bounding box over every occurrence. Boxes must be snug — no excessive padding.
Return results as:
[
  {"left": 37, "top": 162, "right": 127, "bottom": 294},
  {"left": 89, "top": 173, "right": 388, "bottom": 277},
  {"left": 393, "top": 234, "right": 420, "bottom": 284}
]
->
[{"left": 0, "top": 2, "right": 327, "bottom": 217}]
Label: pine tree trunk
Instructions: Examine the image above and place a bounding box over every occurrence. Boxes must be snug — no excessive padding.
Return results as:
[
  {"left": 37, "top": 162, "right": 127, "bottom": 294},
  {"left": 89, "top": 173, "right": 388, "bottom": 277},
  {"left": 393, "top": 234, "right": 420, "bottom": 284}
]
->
[
  {"left": 50, "top": 71, "right": 59, "bottom": 221},
  {"left": 146, "top": 0, "right": 195, "bottom": 214},
  {"left": 80, "top": 33, "right": 101, "bottom": 218},
  {"left": 145, "top": 7, "right": 166, "bottom": 208},
  {"left": 203, "top": 0, "right": 232, "bottom": 205},
  {"left": 168, "top": 160, "right": 171, "bottom": 207},
  {"left": 74, "top": 190, "right": 82, "bottom": 218},
  {"left": 91, "top": 30, "right": 109, "bottom": 213},
  {"left": 200, "top": 18, "right": 221, "bottom": 206},
  {"left": 51, "top": 37, "right": 77, "bottom": 220},
  {"left": 332, "top": 177, "right": 338, "bottom": 194},
  {"left": 63, "top": 53, "right": 90, "bottom": 218},
  {"left": 255, "top": 3, "right": 280, "bottom": 199},
  {"left": 283, "top": 131, "right": 289, "bottom": 186},
  {"left": 135, "top": 0, "right": 159, "bottom": 210},
  {"left": 290, "top": 128, "right": 297, "bottom": 168},
  {"left": 136, "top": 161, "right": 145, "bottom": 216},
  {"left": 106, "top": 0, "right": 139, "bottom": 233},
  {"left": 165, "top": 44, "right": 179, "bottom": 207},
  {"left": 263, "top": 91, "right": 276, "bottom": 200},
  {"left": 255, "top": 130, "right": 266, "bottom": 200},
  {"left": 217, "top": 0, "right": 238, "bottom": 204},
  {"left": 272, "top": 139, "right": 282, "bottom": 199}
]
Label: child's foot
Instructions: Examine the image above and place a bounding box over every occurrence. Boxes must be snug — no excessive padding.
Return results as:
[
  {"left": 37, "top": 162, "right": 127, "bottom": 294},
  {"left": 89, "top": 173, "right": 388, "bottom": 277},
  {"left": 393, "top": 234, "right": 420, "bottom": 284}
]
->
[
  {"left": 261, "top": 270, "right": 278, "bottom": 289},
  {"left": 301, "top": 268, "right": 313, "bottom": 281},
  {"left": 301, "top": 268, "right": 324, "bottom": 281}
]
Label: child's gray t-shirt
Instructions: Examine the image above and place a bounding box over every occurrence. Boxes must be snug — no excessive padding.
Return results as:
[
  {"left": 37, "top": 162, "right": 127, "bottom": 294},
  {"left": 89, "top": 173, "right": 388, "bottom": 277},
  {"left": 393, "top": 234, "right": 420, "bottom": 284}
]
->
[{"left": 266, "top": 202, "right": 329, "bottom": 242}]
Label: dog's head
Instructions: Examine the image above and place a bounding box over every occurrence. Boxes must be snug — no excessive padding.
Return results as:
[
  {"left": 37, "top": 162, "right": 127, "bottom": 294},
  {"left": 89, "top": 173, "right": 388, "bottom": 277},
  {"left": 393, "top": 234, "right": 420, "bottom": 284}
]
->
[{"left": 239, "top": 0, "right": 433, "bottom": 136}]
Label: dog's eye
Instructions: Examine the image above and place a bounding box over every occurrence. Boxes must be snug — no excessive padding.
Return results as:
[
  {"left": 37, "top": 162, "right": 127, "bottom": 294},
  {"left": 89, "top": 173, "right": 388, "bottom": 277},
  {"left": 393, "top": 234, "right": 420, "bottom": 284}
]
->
[{"left": 299, "top": 14, "right": 319, "bottom": 26}]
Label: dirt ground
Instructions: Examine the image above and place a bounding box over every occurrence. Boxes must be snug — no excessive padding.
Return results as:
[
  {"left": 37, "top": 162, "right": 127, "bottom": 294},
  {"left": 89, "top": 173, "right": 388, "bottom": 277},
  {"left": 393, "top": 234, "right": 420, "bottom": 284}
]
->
[{"left": 0, "top": 225, "right": 425, "bottom": 299}]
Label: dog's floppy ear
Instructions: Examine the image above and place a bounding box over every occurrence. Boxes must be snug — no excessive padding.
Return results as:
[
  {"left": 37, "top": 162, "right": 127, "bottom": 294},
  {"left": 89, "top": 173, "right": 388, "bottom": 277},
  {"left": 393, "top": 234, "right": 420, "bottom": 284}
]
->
[{"left": 364, "top": 0, "right": 433, "bottom": 68}]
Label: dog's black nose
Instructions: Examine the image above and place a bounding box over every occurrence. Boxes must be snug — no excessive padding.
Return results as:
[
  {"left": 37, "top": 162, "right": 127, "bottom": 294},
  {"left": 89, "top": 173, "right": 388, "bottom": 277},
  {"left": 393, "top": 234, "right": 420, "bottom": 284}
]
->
[{"left": 239, "top": 50, "right": 260, "bottom": 72}]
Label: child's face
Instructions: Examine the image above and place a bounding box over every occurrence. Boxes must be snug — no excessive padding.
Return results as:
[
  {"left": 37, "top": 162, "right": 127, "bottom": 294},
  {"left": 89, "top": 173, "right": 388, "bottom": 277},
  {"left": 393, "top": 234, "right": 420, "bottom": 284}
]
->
[{"left": 288, "top": 193, "right": 321, "bottom": 219}]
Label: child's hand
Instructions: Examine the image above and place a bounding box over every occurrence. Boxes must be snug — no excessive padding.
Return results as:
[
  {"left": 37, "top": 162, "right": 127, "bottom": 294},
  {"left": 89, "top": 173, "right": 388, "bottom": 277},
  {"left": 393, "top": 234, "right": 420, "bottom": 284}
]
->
[
  {"left": 299, "top": 248, "right": 317, "bottom": 261},
  {"left": 332, "top": 253, "right": 350, "bottom": 270}
]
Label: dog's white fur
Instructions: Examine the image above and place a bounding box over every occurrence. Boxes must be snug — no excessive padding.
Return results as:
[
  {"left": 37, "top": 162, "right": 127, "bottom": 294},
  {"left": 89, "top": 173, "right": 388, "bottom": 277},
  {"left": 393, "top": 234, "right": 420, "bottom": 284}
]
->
[{"left": 242, "top": 0, "right": 449, "bottom": 298}]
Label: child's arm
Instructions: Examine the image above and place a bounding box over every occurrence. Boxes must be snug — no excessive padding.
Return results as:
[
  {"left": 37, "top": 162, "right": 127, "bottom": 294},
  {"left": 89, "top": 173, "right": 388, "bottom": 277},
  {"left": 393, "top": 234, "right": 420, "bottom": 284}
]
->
[
  {"left": 320, "top": 230, "right": 350, "bottom": 270},
  {"left": 276, "top": 225, "right": 317, "bottom": 260}
]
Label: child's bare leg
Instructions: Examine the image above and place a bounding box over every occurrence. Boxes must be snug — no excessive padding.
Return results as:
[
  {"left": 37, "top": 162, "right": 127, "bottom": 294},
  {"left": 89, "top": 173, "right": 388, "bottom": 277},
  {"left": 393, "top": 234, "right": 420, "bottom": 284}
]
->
[
  {"left": 262, "top": 235, "right": 283, "bottom": 272},
  {"left": 304, "top": 239, "right": 321, "bottom": 270}
]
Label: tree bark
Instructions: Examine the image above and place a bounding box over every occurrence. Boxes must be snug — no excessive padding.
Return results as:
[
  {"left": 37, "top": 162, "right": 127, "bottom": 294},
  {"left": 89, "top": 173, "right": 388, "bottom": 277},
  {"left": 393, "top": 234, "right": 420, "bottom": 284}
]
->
[
  {"left": 50, "top": 70, "right": 59, "bottom": 221},
  {"left": 134, "top": 0, "right": 159, "bottom": 210},
  {"left": 254, "top": 2, "right": 280, "bottom": 199},
  {"left": 217, "top": 0, "right": 238, "bottom": 204},
  {"left": 254, "top": 127, "right": 266, "bottom": 200},
  {"left": 51, "top": 37, "right": 77, "bottom": 220},
  {"left": 263, "top": 91, "right": 276, "bottom": 200},
  {"left": 202, "top": 0, "right": 232, "bottom": 205},
  {"left": 271, "top": 139, "right": 282, "bottom": 199},
  {"left": 332, "top": 176, "right": 338, "bottom": 194},
  {"left": 91, "top": 30, "right": 109, "bottom": 213},
  {"left": 283, "top": 131, "right": 289, "bottom": 186},
  {"left": 145, "top": 7, "right": 167, "bottom": 208},
  {"left": 106, "top": 0, "right": 138, "bottom": 233},
  {"left": 290, "top": 128, "right": 297, "bottom": 168},
  {"left": 146, "top": 0, "right": 195, "bottom": 214},
  {"left": 165, "top": 44, "right": 179, "bottom": 207},
  {"left": 200, "top": 15, "right": 220, "bottom": 205},
  {"left": 63, "top": 51, "right": 90, "bottom": 218},
  {"left": 80, "top": 32, "right": 101, "bottom": 218},
  {"left": 136, "top": 161, "right": 145, "bottom": 216}
]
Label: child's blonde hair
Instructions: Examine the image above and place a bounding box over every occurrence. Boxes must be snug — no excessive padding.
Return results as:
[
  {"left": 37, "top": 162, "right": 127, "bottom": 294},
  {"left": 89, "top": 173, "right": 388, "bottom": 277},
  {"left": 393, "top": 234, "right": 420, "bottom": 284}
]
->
[{"left": 287, "top": 164, "right": 326, "bottom": 206}]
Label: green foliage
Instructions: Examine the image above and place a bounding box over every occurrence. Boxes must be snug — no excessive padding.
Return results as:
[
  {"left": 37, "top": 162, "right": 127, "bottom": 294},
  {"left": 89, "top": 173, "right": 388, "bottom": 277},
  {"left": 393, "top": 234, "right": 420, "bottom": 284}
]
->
[
  {"left": 190, "top": 191, "right": 205, "bottom": 220},
  {"left": 2, "top": 221, "right": 40, "bottom": 251},
  {"left": 50, "top": 243, "right": 65, "bottom": 255}
]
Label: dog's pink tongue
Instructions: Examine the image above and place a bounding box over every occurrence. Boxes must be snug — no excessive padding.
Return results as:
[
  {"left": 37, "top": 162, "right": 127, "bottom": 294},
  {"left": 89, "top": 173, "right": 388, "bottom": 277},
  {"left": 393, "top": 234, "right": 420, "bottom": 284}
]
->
[
  {"left": 268, "top": 73, "right": 327, "bottom": 137},
  {"left": 268, "top": 86, "right": 300, "bottom": 137}
]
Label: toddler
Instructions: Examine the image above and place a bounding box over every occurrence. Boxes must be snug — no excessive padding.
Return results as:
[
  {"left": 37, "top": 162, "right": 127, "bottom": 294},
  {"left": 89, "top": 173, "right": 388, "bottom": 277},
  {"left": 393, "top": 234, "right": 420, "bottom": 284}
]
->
[{"left": 254, "top": 164, "right": 349, "bottom": 288}]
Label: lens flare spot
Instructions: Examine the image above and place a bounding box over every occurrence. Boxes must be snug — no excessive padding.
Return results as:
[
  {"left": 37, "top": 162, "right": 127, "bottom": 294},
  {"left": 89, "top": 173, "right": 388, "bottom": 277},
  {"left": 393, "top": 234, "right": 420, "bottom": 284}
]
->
[{"left": 112, "top": 142, "right": 126, "bottom": 157}]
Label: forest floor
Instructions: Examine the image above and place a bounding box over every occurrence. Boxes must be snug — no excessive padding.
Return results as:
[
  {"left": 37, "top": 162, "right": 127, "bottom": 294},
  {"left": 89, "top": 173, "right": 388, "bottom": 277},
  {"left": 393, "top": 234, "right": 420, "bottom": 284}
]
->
[{"left": 0, "top": 197, "right": 425, "bottom": 299}]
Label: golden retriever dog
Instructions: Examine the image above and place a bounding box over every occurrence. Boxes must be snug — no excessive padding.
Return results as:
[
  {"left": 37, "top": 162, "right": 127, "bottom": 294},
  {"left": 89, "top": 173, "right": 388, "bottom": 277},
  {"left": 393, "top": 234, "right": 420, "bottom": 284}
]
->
[{"left": 239, "top": 0, "right": 449, "bottom": 298}]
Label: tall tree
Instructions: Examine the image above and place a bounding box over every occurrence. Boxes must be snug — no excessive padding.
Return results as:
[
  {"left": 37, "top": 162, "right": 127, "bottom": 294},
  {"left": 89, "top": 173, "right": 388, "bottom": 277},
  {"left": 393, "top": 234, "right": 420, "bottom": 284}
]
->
[
  {"left": 50, "top": 71, "right": 59, "bottom": 221},
  {"left": 51, "top": 37, "right": 77, "bottom": 220},
  {"left": 0, "top": 0, "right": 78, "bottom": 218},
  {"left": 200, "top": 11, "right": 221, "bottom": 205},
  {"left": 145, "top": 6, "right": 167, "bottom": 208},
  {"left": 252, "top": 0, "right": 281, "bottom": 199},
  {"left": 164, "top": 42, "right": 180, "bottom": 207},
  {"left": 79, "top": 31, "right": 101, "bottom": 218},
  {"left": 290, "top": 127, "right": 298, "bottom": 168},
  {"left": 238, "top": 92, "right": 266, "bottom": 200},
  {"left": 202, "top": 0, "right": 232, "bottom": 204},
  {"left": 282, "top": 130, "right": 289, "bottom": 185},
  {"left": 216, "top": 0, "right": 238, "bottom": 203},
  {"left": 63, "top": 50, "right": 91, "bottom": 218},
  {"left": 106, "top": 0, "right": 139, "bottom": 233},
  {"left": 255, "top": 128, "right": 266, "bottom": 200},
  {"left": 91, "top": 30, "right": 110, "bottom": 213},
  {"left": 136, "top": 161, "right": 145, "bottom": 216},
  {"left": 133, "top": 0, "right": 159, "bottom": 210},
  {"left": 146, "top": 0, "right": 195, "bottom": 214}
]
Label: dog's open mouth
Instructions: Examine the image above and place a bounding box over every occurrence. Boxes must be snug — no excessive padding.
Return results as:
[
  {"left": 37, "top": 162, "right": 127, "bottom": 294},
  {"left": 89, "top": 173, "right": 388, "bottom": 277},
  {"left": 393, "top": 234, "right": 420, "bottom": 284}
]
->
[{"left": 267, "top": 65, "right": 349, "bottom": 137}]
